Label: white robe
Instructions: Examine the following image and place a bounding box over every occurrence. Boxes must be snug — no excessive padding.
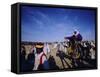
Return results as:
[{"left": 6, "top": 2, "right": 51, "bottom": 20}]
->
[
  {"left": 90, "top": 48, "right": 95, "bottom": 59},
  {"left": 43, "top": 44, "right": 50, "bottom": 55},
  {"left": 33, "top": 52, "right": 47, "bottom": 70}
]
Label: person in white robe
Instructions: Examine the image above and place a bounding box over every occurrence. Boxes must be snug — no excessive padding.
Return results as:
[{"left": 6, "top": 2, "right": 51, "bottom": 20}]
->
[{"left": 43, "top": 43, "right": 50, "bottom": 55}]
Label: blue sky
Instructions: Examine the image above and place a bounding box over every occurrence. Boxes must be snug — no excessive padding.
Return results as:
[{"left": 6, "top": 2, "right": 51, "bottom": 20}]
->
[{"left": 21, "top": 6, "right": 95, "bottom": 42}]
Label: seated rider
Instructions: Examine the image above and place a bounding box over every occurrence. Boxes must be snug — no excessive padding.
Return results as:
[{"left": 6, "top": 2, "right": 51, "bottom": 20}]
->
[
  {"left": 64, "top": 30, "right": 83, "bottom": 51},
  {"left": 65, "top": 30, "right": 83, "bottom": 44}
]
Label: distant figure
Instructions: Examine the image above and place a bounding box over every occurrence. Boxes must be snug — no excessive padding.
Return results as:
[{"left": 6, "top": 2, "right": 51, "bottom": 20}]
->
[
  {"left": 20, "top": 46, "right": 27, "bottom": 72},
  {"left": 83, "top": 42, "right": 88, "bottom": 59},
  {"left": 43, "top": 43, "right": 50, "bottom": 55},
  {"left": 27, "top": 45, "right": 35, "bottom": 71},
  {"left": 63, "top": 42, "right": 68, "bottom": 54},
  {"left": 90, "top": 41, "right": 95, "bottom": 59},
  {"left": 57, "top": 43, "right": 64, "bottom": 52},
  {"left": 90, "top": 47, "right": 95, "bottom": 59},
  {"left": 53, "top": 43, "right": 58, "bottom": 49}
]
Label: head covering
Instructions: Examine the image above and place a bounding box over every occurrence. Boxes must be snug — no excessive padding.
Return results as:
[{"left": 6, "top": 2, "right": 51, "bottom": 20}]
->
[
  {"left": 73, "top": 29, "right": 79, "bottom": 35},
  {"left": 36, "top": 43, "right": 44, "bottom": 48}
]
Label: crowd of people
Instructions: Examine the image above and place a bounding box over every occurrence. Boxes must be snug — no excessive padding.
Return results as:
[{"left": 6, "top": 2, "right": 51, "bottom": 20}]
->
[{"left": 20, "top": 30, "right": 96, "bottom": 72}]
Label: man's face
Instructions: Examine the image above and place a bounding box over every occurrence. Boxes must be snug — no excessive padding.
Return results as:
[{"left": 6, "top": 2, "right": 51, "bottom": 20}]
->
[{"left": 74, "top": 31, "right": 77, "bottom": 35}]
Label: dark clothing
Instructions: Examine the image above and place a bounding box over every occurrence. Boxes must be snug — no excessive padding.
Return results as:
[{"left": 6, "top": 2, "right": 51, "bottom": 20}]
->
[
  {"left": 65, "top": 33, "right": 82, "bottom": 50},
  {"left": 65, "top": 33, "right": 83, "bottom": 42},
  {"left": 20, "top": 51, "right": 28, "bottom": 72},
  {"left": 38, "top": 60, "right": 49, "bottom": 70},
  {"left": 38, "top": 53, "right": 49, "bottom": 70},
  {"left": 27, "top": 52, "right": 35, "bottom": 71},
  {"left": 76, "top": 34, "right": 82, "bottom": 41}
]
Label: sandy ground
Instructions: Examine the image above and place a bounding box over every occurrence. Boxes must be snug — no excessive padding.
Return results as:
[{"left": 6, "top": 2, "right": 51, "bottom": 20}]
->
[
  {"left": 23, "top": 44, "right": 73, "bottom": 69},
  {"left": 48, "top": 44, "right": 72, "bottom": 69}
]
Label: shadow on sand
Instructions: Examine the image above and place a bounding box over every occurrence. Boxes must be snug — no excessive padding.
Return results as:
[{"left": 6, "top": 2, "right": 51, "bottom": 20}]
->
[
  {"left": 48, "top": 55, "right": 59, "bottom": 70},
  {"left": 56, "top": 50, "right": 72, "bottom": 68}
]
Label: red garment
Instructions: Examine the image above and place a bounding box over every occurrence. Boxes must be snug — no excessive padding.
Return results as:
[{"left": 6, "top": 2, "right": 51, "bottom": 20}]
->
[{"left": 40, "top": 53, "right": 47, "bottom": 64}]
